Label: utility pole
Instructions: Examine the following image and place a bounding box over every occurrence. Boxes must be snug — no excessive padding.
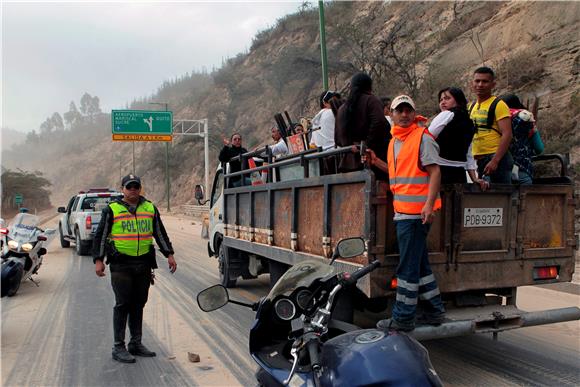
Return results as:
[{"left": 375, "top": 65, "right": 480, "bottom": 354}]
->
[
  {"left": 149, "top": 102, "right": 171, "bottom": 212},
  {"left": 318, "top": 0, "right": 329, "bottom": 90}
]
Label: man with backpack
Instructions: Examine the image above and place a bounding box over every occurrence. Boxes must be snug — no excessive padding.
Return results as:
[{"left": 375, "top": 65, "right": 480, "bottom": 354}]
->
[{"left": 469, "top": 67, "right": 513, "bottom": 184}]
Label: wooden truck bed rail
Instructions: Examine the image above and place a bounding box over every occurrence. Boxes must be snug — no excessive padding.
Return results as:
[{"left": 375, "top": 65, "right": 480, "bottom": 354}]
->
[{"left": 222, "top": 150, "right": 577, "bottom": 299}]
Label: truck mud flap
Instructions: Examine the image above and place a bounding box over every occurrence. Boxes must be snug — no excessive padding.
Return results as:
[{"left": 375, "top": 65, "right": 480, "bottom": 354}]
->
[{"left": 409, "top": 306, "right": 580, "bottom": 341}]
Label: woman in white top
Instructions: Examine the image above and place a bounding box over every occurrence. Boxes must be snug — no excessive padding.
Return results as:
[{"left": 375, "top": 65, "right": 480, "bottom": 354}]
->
[
  {"left": 428, "top": 87, "right": 486, "bottom": 188},
  {"left": 310, "top": 90, "right": 336, "bottom": 151}
]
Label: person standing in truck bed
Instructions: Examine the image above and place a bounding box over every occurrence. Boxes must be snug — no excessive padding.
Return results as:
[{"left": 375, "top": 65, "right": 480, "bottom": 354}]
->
[
  {"left": 469, "top": 66, "right": 513, "bottom": 184},
  {"left": 219, "top": 132, "right": 248, "bottom": 187},
  {"left": 335, "top": 72, "right": 389, "bottom": 179},
  {"left": 364, "top": 95, "right": 446, "bottom": 332}
]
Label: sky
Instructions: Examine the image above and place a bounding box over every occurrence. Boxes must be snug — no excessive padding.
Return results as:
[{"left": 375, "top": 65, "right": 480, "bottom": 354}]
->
[{"left": 1, "top": 0, "right": 304, "bottom": 133}]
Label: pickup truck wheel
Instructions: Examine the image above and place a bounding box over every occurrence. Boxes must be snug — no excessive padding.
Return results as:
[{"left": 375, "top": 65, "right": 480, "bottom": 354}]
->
[
  {"left": 59, "top": 223, "right": 70, "bottom": 248},
  {"left": 75, "top": 230, "right": 90, "bottom": 256},
  {"left": 218, "top": 244, "right": 237, "bottom": 288}
]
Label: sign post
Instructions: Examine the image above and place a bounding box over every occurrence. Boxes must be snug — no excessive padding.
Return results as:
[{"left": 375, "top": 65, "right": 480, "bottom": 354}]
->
[{"left": 15, "top": 193, "right": 23, "bottom": 208}]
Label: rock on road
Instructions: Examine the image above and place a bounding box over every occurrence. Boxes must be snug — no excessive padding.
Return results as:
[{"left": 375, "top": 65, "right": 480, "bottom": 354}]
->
[{"left": 1, "top": 213, "right": 579, "bottom": 386}]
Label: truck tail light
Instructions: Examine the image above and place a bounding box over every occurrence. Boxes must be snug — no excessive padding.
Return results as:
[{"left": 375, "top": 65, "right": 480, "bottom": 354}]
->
[
  {"left": 86, "top": 216, "right": 92, "bottom": 230},
  {"left": 0, "top": 228, "right": 8, "bottom": 235},
  {"left": 389, "top": 277, "right": 397, "bottom": 290},
  {"left": 533, "top": 266, "right": 559, "bottom": 280}
]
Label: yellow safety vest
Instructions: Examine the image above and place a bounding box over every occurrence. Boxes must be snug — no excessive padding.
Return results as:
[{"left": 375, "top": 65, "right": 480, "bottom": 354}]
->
[{"left": 109, "top": 201, "right": 154, "bottom": 257}]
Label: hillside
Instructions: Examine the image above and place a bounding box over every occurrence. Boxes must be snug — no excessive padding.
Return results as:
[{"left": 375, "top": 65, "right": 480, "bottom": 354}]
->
[{"left": 2, "top": 1, "right": 579, "bottom": 208}]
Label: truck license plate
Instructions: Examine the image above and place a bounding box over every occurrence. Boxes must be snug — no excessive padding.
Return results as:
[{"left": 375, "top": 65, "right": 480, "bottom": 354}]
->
[{"left": 463, "top": 208, "right": 503, "bottom": 227}]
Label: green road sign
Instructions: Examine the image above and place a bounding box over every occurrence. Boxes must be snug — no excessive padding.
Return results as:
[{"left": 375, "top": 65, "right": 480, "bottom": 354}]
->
[
  {"left": 112, "top": 110, "right": 173, "bottom": 135},
  {"left": 15, "top": 194, "right": 23, "bottom": 205}
]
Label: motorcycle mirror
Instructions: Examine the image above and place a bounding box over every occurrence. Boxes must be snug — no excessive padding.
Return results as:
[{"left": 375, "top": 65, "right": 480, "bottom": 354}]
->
[
  {"left": 330, "top": 237, "right": 366, "bottom": 264},
  {"left": 197, "top": 284, "right": 229, "bottom": 312},
  {"left": 37, "top": 235, "right": 48, "bottom": 241}
]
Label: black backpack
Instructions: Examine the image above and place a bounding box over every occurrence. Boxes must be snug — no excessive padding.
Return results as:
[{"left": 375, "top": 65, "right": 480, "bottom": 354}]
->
[{"left": 468, "top": 97, "right": 501, "bottom": 134}]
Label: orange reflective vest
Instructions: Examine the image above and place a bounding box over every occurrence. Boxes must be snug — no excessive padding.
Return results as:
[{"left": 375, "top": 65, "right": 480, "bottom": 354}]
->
[{"left": 387, "top": 125, "right": 442, "bottom": 214}]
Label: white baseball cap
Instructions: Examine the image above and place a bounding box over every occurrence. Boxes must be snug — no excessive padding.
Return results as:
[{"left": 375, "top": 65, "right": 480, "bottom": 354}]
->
[{"left": 390, "top": 95, "right": 416, "bottom": 110}]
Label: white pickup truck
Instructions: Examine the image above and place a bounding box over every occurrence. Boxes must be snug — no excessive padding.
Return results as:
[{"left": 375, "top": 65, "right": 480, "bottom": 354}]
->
[{"left": 57, "top": 189, "right": 122, "bottom": 255}]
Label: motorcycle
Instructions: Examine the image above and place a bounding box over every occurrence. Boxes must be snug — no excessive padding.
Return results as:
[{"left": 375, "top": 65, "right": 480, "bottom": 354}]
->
[
  {"left": 197, "top": 237, "right": 442, "bottom": 387},
  {"left": 1, "top": 213, "right": 56, "bottom": 297}
]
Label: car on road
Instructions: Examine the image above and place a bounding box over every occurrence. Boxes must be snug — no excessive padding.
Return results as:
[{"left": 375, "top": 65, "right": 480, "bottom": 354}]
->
[{"left": 58, "top": 189, "right": 122, "bottom": 255}]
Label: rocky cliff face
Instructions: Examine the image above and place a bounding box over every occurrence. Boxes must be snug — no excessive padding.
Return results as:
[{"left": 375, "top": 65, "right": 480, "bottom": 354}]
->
[{"left": 4, "top": 1, "right": 579, "bottom": 207}]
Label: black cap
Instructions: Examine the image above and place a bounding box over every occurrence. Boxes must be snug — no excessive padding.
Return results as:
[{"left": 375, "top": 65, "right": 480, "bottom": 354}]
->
[{"left": 121, "top": 174, "right": 141, "bottom": 188}]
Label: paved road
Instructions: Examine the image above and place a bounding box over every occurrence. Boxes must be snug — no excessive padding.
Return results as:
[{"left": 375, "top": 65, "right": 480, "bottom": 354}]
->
[{"left": 1, "top": 214, "right": 579, "bottom": 386}]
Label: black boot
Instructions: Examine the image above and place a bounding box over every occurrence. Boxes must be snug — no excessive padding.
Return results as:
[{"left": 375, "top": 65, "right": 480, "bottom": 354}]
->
[
  {"left": 128, "top": 342, "right": 156, "bottom": 357},
  {"left": 112, "top": 345, "right": 136, "bottom": 363}
]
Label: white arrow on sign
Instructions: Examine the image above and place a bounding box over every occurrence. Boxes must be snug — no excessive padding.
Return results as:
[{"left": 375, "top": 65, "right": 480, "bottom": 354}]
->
[{"left": 143, "top": 116, "right": 153, "bottom": 131}]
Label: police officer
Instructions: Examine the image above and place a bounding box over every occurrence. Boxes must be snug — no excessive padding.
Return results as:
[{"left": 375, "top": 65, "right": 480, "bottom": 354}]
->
[{"left": 93, "top": 174, "right": 177, "bottom": 363}]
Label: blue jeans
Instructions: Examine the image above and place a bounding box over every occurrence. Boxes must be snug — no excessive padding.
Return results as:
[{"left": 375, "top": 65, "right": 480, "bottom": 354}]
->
[
  {"left": 476, "top": 152, "right": 513, "bottom": 184},
  {"left": 516, "top": 170, "right": 533, "bottom": 185},
  {"left": 393, "top": 219, "right": 445, "bottom": 325}
]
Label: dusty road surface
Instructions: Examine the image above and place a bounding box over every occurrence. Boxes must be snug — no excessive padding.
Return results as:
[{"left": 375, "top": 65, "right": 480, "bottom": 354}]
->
[{"left": 2, "top": 213, "right": 579, "bottom": 386}]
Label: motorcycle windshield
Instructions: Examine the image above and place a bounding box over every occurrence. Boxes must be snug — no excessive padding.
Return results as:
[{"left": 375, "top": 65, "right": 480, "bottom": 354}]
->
[
  {"left": 267, "top": 260, "right": 336, "bottom": 300},
  {"left": 7, "top": 214, "right": 40, "bottom": 242}
]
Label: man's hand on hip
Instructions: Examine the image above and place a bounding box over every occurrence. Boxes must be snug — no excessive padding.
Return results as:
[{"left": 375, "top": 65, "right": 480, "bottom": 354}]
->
[{"left": 95, "top": 260, "right": 106, "bottom": 277}]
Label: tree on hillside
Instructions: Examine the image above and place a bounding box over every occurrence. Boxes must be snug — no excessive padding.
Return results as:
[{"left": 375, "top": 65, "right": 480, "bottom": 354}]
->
[
  {"left": 80, "top": 92, "right": 102, "bottom": 121},
  {"left": 1, "top": 169, "right": 52, "bottom": 214},
  {"left": 64, "top": 101, "right": 83, "bottom": 128},
  {"left": 377, "top": 21, "right": 424, "bottom": 99}
]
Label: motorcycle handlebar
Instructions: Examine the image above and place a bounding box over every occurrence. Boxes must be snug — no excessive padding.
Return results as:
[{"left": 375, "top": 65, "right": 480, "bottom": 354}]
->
[
  {"left": 344, "top": 260, "right": 380, "bottom": 286},
  {"left": 306, "top": 337, "right": 321, "bottom": 371}
]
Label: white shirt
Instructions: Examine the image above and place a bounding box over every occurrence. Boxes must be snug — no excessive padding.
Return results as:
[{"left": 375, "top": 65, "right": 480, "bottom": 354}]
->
[
  {"left": 271, "top": 138, "right": 288, "bottom": 157},
  {"left": 428, "top": 111, "right": 476, "bottom": 170},
  {"left": 310, "top": 109, "right": 335, "bottom": 150}
]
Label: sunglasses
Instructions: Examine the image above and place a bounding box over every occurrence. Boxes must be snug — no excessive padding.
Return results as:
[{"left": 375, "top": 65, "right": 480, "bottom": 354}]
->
[{"left": 125, "top": 183, "right": 141, "bottom": 190}]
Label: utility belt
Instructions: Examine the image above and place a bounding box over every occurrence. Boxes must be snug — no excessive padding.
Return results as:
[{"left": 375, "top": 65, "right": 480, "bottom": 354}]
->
[{"left": 106, "top": 242, "right": 158, "bottom": 269}]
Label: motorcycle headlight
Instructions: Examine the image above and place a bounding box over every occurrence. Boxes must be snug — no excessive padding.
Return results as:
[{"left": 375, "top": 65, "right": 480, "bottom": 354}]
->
[
  {"left": 7, "top": 240, "right": 19, "bottom": 249},
  {"left": 22, "top": 243, "right": 34, "bottom": 252}
]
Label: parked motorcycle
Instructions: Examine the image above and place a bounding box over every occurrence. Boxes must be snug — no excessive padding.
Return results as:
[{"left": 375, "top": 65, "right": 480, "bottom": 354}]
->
[
  {"left": 1, "top": 213, "right": 56, "bottom": 297},
  {"left": 198, "top": 237, "right": 442, "bottom": 387}
]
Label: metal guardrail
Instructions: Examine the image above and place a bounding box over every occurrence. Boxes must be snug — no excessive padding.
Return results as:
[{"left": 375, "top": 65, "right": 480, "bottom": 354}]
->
[{"left": 180, "top": 205, "right": 209, "bottom": 219}]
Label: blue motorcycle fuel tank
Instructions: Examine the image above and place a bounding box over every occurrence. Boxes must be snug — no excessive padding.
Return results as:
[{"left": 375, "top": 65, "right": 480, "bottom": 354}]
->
[{"left": 319, "top": 329, "right": 442, "bottom": 387}]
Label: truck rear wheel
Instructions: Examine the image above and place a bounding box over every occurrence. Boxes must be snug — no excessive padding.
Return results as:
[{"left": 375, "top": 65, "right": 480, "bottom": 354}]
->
[
  {"left": 218, "top": 244, "right": 237, "bottom": 288},
  {"left": 59, "top": 223, "right": 70, "bottom": 248},
  {"left": 75, "top": 230, "right": 90, "bottom": 256},
  {"left": 269, "top": 260, "right": 289, "bottom": 287}
]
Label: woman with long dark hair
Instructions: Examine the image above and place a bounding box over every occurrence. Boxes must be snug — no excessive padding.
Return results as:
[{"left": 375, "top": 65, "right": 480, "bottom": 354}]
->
[
  {"left": 428, "top": 87, "right": 485, "bottom": 187},
  {"left": 335, "top": 73, "right": 388, "bottom": 177}
]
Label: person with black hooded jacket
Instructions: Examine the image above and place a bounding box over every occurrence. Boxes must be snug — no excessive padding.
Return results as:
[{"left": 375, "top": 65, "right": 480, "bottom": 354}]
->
[{"left": 335, "top": 72, "right": 389, "bottom": 179}]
